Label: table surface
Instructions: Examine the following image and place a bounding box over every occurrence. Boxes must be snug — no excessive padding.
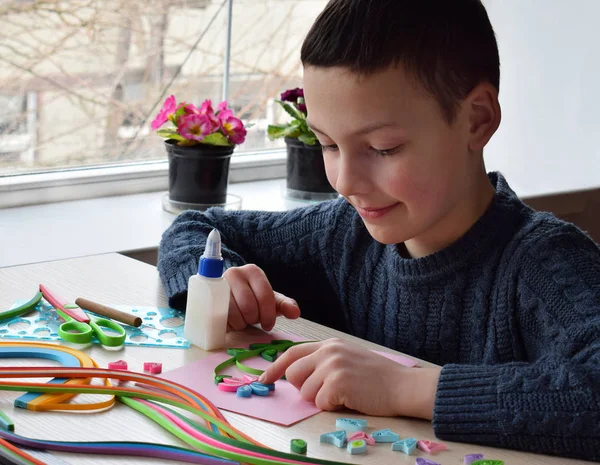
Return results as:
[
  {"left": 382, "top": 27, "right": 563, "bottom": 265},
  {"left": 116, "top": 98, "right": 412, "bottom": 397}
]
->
[{"left": 0, "top": 253, "right": 582, "bottom": 465}]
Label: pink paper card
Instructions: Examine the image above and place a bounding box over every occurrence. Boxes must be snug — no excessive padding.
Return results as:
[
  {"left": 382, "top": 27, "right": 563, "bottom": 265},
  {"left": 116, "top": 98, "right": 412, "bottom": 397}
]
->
[{"left": 161, "top": 329, "right": 418, "bottom": 425}]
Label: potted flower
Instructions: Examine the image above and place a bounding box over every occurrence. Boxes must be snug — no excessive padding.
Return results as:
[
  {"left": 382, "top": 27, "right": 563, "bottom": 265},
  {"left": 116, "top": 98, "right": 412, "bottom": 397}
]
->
[
  {"left": 152, "top": 95, "right": 246, "bottom": 206},
  {"left": 267, "top": 88, "right": 338, "bottom": 201}
]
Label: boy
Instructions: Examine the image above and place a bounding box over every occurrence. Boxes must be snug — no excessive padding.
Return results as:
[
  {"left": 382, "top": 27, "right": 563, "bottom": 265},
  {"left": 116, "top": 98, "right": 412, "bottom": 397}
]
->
[{"left": 158, "top": 0, "right": 600, "bottom": 460}]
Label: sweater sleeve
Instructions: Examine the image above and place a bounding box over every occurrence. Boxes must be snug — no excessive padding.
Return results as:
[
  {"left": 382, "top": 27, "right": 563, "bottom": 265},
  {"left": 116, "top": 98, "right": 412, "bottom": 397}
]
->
[
  {"left": 157, "top": 198, "right": 349, "bottom": 330},
  {"left": 433, "top": 222, "right": 600, "bottom": 461}
]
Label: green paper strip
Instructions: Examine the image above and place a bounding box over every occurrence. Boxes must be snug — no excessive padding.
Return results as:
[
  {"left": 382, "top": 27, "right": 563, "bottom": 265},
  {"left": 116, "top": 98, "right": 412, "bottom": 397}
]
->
[
  {"left": 214, "top": 341, "right": 314, "bottom": 382},
  {"left": 0, "top": 366, "right": 355, "bottom": 465},
  {"left": 260, "top": 349, "right": 278, "bottom": 363},
  {"left": 0, "top": 368, "right": 246, "bottom": 443},
  {"left": 154, "top": 401, "right": 352, "bottom": 465},
  {"left": 0, "top": 411, "right": 14, "bottom": 432},
  {"left": 0, "top": 292, "right": 42, "bottom": 322},
  {"left": 124, "top": 397, "right": 345, "bottom": 465}
]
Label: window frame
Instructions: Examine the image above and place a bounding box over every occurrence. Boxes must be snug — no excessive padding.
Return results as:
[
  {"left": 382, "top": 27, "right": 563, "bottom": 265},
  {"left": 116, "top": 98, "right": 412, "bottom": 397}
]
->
[
  {"left": 1, "top": 0, "right": 288, "bottom": 208},
  {"left": 0, "top": 149, "right": 286, "bottom": 209}
]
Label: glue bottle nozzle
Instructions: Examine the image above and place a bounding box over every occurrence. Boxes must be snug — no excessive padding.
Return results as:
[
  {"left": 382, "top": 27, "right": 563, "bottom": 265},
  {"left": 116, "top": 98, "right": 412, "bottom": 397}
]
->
[
  {"left": 203, "top": 229, "right": 222, "bottom": 260},
  {"left": 198, "top": 229, "right": 224, "bottom": 278}
]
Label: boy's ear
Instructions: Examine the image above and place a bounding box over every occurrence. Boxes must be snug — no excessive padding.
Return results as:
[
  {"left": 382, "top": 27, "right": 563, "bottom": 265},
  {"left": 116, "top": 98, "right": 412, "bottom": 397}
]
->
[{"left": 465, "top": 82, "right": 501, "bottom": 151}]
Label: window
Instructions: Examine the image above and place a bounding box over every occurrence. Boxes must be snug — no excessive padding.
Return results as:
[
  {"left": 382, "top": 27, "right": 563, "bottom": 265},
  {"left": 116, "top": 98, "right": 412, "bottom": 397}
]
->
[
  {"left": 0, "top": 92, "right": 36, "bottom": 167},
  {"left": 0, "top": 0, "right": 327, "bottom": 181}
]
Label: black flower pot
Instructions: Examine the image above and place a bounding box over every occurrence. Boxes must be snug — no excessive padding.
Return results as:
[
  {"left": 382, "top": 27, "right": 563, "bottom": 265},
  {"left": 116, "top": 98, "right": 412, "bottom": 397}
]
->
[
  {"left": 165, "top": 140, "right": 234, "bottom": 205},
  {"left": 285, "top": 137, "right": 338, "bottom": 201}
]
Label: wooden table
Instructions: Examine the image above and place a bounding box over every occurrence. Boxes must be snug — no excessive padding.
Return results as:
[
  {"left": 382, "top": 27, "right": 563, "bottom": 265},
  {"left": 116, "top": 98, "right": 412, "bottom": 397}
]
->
[{"left": 0, "top": 254, "right": 581, "bottom": 465}]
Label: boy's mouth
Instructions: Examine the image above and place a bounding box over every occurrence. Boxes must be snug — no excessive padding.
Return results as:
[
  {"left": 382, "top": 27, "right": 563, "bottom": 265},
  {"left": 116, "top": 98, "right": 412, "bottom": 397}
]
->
[{"left": 354, "top": 203, "right": 399, "bottom": 220}]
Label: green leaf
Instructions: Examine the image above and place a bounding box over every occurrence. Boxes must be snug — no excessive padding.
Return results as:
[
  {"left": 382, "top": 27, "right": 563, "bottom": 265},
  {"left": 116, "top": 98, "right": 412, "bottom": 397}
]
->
[
  {"left": 157, "top": 129, "right": 185, "bottom": 142},
  {"left": 201, "top": 132, "right": 232, "bottom": 146},
  {"left": 267, "top": 124, "right": 300, "bottom": 140},
  {"left": 267, "top": 124, "right": 287, "bottom": 139},
  {"left": 275, "top": 100, "right": 305, "bottom": 121},
  {"left": 171, "top": 107, "right": 187, "bottom": 125},
  {"left": 298, "top": 133, "right": 318, "bottom": 145}
]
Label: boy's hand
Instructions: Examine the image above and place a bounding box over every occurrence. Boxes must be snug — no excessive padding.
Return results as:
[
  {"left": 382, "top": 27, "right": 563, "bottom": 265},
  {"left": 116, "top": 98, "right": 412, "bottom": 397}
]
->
[
  {"left": 223, "top": 264, "right": 301, "bottom": 332},
  {"left": 259, "top": 338, "right": 441, "bottom": 419}
]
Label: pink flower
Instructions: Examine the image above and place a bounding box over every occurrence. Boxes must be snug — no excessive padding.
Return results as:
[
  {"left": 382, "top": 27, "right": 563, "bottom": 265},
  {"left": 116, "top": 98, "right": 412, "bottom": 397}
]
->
[
  {"left": 176, "top": 102, "right": 199, "bottom": 116},
  {"left": 151, "top": 95, "right": 176, "bottom": 130},
  {"left": 216, "top": 101, "right": 228, "bottom": 113},
  {"left": 198, "top": 99, "right": 220, "bottom": 131},
  {"left": 178, "top": 114, "right": 214, "bottom": 141},
  {"left": 218, "top": 109, "right": 246, "bottom": 145}
]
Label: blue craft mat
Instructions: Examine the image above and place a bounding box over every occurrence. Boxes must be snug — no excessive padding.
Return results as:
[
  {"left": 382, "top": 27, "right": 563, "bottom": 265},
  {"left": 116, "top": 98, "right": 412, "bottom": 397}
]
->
[{"left": 4, "top": 299, "right": 190, "bottom": 348}]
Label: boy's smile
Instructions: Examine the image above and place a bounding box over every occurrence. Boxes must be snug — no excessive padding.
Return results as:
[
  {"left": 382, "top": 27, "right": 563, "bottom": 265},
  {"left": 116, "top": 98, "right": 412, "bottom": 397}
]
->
[
  {"left": 303, "top": 64, "right": 497, "bottom": 258},
  {"left": 353, "top": 202, "right": 400, "bottom": 221}
]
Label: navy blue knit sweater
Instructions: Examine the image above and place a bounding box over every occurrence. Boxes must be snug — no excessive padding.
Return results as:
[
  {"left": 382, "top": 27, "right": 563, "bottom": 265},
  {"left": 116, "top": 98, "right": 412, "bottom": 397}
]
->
[{"left": 158, "top": 172, "right": 600, "bottom": 461}]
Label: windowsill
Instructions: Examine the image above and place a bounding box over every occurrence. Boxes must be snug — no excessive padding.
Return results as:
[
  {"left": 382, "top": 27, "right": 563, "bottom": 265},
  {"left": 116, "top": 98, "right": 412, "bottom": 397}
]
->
[
  {"left": 1, "top": 173, "right": 598, "bottom": 269},
  {"left": 0, "top": 177, "right": 310, "bottom": 268},
  {"left": 0, "top": 150, "right": 287, "bottom": 209}
]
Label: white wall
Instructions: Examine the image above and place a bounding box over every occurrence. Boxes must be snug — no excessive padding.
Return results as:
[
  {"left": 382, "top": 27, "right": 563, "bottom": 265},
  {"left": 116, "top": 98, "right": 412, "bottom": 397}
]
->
[{"left": 483, "top": 0, "right": 600, "bottom": 197}]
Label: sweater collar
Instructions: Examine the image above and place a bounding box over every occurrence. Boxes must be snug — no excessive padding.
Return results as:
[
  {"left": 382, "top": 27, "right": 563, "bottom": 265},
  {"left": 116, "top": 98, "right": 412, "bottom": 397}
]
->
[{"left": 389, "top": 172, "right": 529, "bottom": 280}]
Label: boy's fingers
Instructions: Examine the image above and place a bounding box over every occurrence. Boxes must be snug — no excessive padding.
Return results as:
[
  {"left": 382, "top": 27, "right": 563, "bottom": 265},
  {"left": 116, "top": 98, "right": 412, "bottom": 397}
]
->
[
  {"left": 298, "top": 371, "right": 324, "bottom": 403},
  {"left": 259, "top": 342, "right": 320, "bottom": 384},
  {"left": 283, "top": 351, "right": 318, "bottom": 390},
  {"left": 314, "top": 382, "right": 342, "bottom": 411},
  {"left": 227, "top": 295, "right": 247, "bottom": 331},
  {"left": 228, "top": 279, "right": 260, "bottom": 326},
  {"left": 274, "top": 292, "right": 301, "bottom": 319},
  {"left": 247, "top": 276, "right": 277, "bottom": 331}
]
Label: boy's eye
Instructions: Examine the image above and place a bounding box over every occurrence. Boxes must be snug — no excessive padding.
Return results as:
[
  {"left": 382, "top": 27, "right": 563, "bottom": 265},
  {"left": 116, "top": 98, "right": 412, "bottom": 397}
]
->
[
  {"left": 320, "top": 144, "right": 339, "bottom": 152},
  {"left": 319, "top": 143, "right": 404, "bottom": 156},
  {"left": 372, "top": 145, "right": 404, "bottom": 157}
]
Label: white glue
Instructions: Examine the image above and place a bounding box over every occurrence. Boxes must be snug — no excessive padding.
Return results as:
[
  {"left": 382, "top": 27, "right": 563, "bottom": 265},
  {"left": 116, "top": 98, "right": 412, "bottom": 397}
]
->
[{"left": 184, "top": 228, "right": 230, "bottom": 350}]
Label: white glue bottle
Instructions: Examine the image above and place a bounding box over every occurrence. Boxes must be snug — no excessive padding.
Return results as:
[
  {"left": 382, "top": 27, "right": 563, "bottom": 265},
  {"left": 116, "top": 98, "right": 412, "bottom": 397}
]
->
[{"left": 184, "top": 228, "right": 231, "bottom": 350}]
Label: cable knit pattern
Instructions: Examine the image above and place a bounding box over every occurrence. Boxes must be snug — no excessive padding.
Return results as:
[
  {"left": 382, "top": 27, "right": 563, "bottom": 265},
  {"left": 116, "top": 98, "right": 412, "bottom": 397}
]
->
[{"left": 158, "top": 172, "right": 600, "bottom": 461}]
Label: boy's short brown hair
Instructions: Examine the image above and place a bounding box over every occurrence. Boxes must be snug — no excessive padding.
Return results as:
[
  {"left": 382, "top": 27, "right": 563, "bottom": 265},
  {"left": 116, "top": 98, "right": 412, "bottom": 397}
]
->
[{"left": 301, "top": 0, "right": 500, "bottom": 123}]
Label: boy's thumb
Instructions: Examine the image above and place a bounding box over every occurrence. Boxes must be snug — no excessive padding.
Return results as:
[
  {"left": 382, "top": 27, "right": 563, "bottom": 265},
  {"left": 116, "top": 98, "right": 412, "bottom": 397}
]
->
[{"left": 274, "top": 292, "right": 301, "bottom": 319}]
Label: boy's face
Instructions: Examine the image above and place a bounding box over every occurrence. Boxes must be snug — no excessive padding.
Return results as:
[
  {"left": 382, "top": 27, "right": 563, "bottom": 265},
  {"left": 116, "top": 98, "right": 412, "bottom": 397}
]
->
[{"left": 303, "top": 65, "right": 483, "bottom": 247}]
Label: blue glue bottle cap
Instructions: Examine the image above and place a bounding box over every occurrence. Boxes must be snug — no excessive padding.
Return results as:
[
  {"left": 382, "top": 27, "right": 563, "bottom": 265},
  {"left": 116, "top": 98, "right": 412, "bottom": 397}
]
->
[{"left": 199, "top": 229, "right": 224, "bottom": 278}]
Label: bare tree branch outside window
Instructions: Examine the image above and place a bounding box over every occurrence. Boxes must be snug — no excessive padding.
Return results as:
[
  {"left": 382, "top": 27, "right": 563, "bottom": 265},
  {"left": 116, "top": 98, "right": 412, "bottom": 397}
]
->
[{"left": 0, "top": 0, "right": 326, "bottom": 176}]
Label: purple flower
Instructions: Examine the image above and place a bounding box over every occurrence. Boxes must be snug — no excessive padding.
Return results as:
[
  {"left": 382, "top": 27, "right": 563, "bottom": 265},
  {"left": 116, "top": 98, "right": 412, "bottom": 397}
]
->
[
  {"left": 280, "top": 87, "right": 304, "bottom": 102},
  {"left": 297, "top": 103, "right": 307, "bottom": 113}
]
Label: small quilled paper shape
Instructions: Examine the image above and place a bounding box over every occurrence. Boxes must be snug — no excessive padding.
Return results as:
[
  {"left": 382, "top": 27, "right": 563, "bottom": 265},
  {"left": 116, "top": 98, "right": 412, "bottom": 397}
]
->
[
  {"left": 415, "top": 458, "right": 441, "bottom": 465},
  {"left": 346, "top": 439, "right": 367, "bottom": 455},
  {"left": 290, "top": 439, "right": 307, "bottom": 455},
  {"left": 217, "top": 374, "right": 274, "bottom": 398},
  {"left": 107, "top": 360, "right": 128, "bottom": 370},
  {"left": 320, "top": 430, "right": 346, "bottom": 448},
  {"left": 236, "top": 385, "right": 252, "bottom": 397},
  {"left": 143, "top": 362, "right": 162, "bottom": 374},
  {"left": 418, "top": 439, "right": 447, "bottom": 455},
  {"left": 464, "top": 453, "right": 485, "bottom": 464},
  {"left": 371, "top": 428, "right": 399, "bottom": 443},
  {"left": 391, "top": 437, "right": 417, "bottom": 455},
  {"left": 335, "top": 417, "right": 367, "bottom": 431},
  {"left": 347, "top": 431, "right": 374, "bottom": 446}
]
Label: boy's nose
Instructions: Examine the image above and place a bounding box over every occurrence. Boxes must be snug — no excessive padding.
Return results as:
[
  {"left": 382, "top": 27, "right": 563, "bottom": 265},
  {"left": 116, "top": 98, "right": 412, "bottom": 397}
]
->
[{"left": 332, "top": 154, "right": 371, "bottom": 198}]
